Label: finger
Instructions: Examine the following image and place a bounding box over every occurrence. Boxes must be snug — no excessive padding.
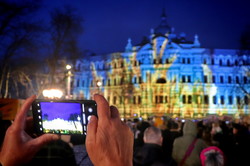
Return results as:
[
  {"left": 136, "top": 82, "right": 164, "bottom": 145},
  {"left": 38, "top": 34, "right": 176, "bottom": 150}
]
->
[
  {"left": 30, "top": 134, "right": 59, "bottom": 151},
  {"left": 86, "top": 116, "right": 98, "bottom": 151},
  {"left": 94, "top": 94, "right": 110, "bottom": 121},
  {"left": 13, "top": 95, "right": 36, "bottom": 130},
  {"left": 110, "top": 106, "right": 120, "bottom": 119}
]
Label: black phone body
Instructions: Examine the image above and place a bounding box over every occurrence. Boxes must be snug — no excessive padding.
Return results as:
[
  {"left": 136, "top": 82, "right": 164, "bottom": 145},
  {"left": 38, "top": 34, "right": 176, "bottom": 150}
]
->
[{"left": 32, "top": 99, "right": 97, "bottom": 135}]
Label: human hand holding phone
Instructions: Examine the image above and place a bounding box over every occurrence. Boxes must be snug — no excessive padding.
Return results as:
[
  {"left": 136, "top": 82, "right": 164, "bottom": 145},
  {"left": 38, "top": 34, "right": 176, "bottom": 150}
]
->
[
  {"left": 86, "top": 94, "right": 134, "bottom": 166},
  {"left": 0, "top": 95, "right": 59, "bottom": 166}
]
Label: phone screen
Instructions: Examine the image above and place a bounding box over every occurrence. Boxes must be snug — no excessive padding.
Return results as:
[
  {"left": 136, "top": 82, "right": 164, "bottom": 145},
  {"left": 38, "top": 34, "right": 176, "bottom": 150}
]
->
[{"left": 32, "top": 100, "right": 97, "bottom": 135}]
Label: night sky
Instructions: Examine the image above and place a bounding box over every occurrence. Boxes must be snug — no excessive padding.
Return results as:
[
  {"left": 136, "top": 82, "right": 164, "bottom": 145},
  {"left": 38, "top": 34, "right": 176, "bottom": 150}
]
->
[{"left": 32, "top": 0, "right": 250, "bottom": 54}]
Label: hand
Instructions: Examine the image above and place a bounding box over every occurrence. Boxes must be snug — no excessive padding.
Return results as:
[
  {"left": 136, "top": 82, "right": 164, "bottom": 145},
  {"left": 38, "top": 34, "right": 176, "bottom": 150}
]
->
[
  {"left": 0, "top": 95, "right": 59, "bottom": 166},
  {"left": 86, "top": 94, "right": 133, "bottom": 166}
]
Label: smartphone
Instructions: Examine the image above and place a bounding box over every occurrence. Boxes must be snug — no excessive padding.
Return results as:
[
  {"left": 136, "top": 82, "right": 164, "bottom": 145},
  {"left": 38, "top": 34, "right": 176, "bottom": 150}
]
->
[{"left": 32, "top": 99, "right": 97, "bottom": 135}]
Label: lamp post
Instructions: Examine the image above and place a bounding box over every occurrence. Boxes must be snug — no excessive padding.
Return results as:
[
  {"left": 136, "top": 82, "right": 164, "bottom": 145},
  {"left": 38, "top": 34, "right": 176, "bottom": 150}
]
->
[
  {"left": 66, "top": 64, "right": 73, "bottom": 99},
  {"left": 96, "top": 80, "right": 102, "bottom": 94}
]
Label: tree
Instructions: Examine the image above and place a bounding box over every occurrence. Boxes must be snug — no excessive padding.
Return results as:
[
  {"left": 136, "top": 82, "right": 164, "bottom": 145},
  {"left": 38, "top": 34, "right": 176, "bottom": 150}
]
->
[
  {"left": 0, "top": 0, "right": 43, "bottom": 98},
  {"left": 236, "top": 25, "right": 250, "bottom": 97},
  {"left": 42, "top": 6, "right": 83, "bottom": 96}
]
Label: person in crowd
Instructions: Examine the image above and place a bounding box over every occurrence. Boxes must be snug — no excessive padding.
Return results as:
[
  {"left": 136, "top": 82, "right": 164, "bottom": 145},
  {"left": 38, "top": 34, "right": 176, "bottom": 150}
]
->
[
  {"left": 134, "top": 121, "right": 150, "bottom": 148},
  {"left": 134, "top": 126, "right": 175, "bottom": 166},
  {"left": 162, "top": 120, "right": 182, "bottom": 160},
  {"left": 0, "top": 94, "right": 134, "bottom": 166},
  {"left": 172, "top": 120, "right": 207, "bottom": 166},
  {"left": 200, "top": 146, "right": 225, "bottom": 166},
  {"left": 228, "top": 123, "right": 250, "bottom": 166}
]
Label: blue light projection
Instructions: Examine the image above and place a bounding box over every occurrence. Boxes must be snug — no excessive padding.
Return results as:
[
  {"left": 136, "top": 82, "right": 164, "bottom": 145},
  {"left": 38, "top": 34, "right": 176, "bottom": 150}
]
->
[{"left": 73, "top": 13, "right": 250, "bottom": 119}]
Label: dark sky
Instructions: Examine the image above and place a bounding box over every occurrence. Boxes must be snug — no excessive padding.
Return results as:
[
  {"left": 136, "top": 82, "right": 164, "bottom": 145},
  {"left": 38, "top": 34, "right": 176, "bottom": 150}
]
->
[{"left": 42, "top": 0, "right": 250, "bottom": 54}]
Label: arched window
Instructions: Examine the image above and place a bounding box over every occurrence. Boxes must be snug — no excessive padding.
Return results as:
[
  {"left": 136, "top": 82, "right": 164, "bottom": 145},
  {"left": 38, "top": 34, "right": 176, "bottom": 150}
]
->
[
  {"left": 235, "top": 60, "right": 238, "bottom": 66},
  {"left": 156, "top": 78, "right": 166, "bottom": 83},
  {"left": 219, "top": 59, "right": 223, "bottom": 66}
]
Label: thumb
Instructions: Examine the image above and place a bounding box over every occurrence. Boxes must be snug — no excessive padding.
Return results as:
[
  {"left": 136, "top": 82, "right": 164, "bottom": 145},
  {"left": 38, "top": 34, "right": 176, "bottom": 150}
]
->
[{"left": 86, "top": 116, "right": 98, "bottom": 151}]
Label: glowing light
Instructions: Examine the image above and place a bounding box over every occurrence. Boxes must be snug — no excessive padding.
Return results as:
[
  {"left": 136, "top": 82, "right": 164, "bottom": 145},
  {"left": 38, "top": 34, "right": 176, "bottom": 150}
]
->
[
  {"left": 42, "top": 89, "right": 63, "bottom": 99},
  {"left": 66, "top": 64, "right": 72, "bottom": 70},
  {"left": 97, "top": 81, "right": 102, "bottom": 87}
]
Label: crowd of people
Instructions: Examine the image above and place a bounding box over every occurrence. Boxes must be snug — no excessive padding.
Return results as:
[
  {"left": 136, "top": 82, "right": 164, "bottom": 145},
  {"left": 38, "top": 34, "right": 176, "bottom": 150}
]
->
[
  {"left": 0, "top": 95, "right": 250, "bottom": 166},
  {"left": 129, "top": 116, "right": 250, "bottom": 166}
]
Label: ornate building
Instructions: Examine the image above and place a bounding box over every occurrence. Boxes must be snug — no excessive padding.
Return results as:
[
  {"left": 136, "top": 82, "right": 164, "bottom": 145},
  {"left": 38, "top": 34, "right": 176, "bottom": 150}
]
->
[{"left": 73, "top": 12, "right": 250, "bottom": 119}]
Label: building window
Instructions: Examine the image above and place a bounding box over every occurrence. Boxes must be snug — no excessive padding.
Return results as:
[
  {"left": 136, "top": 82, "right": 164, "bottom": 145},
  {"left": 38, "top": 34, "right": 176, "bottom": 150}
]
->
[
  {"left": 228, "top": 96, "right": 233, "bottom": 105},
  {"left": 213, "top": 96, "right": 217, "bottom": 104},
  {"left": 187, "top": 58, "right": 191, "bottom": 64},
  {"left": 133, "top": 96, "right": 136, "bottom": 104},
  {"left": 159, "top": 96, "right": 163, "bottom": 103},
  {"left": 139, "top": 76, "right": 142, "bottom": 84},
  {"left": 76, "top": 79, "right": 80, "bottom": 87},
  {"left": 114, "top": 78, "right": 116, "bottom": 85},
  {"left": 244, "top": 76, "right": 248, "bottom": 84},
  {"left": 134, "top": 77, "right": 137, "bottom": 84},
  {"left": 119, "top": 96, "right": 122, "bottom": 104},
  {"left": 188, "top": 95, "right": 192, "bottom": 104},
  {"left": 235, "top": 60, "right": 238, "bottom": 66},
  {"left": 108, "top": 79, "right": 110, "bottom": 86},
  {"left": 120, "top": 77, "right": 124, "bottom": 85},
  {"left": 204, "top": 95, "right": 209, "bottom": 104},
  {"left": 227, "top": 60, "right": 230, "bottom": 66},
  {"left": 228, "top": 76, "right": 232, "bottom": 84},
  {"left": 113, "top": 96, "right": 117, "bottom": 105},
  {"left": 211, "top": 59, "right": 214, "bottom": 65},
  {"left": 182, "top": 95, "right": 186, "bottom": 104},
  {"left": 107, "top": 96, "right": 110, "bottom": 103},
  {"left": 245, "top": 96, "right": 249, "bottom": 105},
  {"left": 220, "top": 76, "right": 224, "bottom": 83},
  {"left": 182, "top": 58, "right": 186, "bottom": 64},
  {"left": 154, "top": 59, "right": 157, "bottom": 64},
  {"left": 182, "top": 75, "right": 186, "bottom": 83},
  {"left": 212, "top": 75, "right": 216, "bottom": 83},
  {"left": 204, "top": 75, "right": 208, "bottom": 83},
  {"left": 221, "top": 96, "right": 224, "bottom": 105},
  {"left": 219, "top": 59, "right": 223, "bottom": 66},
  {"left": 188, "top": 76, "right": 191, "bottom": 83},
  {"left": 237, "top": 96, "right": 241, "bottom": 105},
  {"left": 134, "top": 61, "right": 137, "bottom": 66},
  {"left": 203, "top": 59, "right": 207, "bottom": 64},
  {"left": 82, "top": 80, "right": 85, "bottom": 87},
  {"left": 165, "top": 96, "right": 168, "bottom": 103},
  {"left": 138, "top": 96, "right": 141, "bottom": 104},
  {"left": 236, "top": 76, "right": 240, "bottom": 84},
  {"left": 166, "top": 59, "right": 169, "bottom": 64},
  {"left": 155, "top": 96, "right": 158, "bottom": 104}
]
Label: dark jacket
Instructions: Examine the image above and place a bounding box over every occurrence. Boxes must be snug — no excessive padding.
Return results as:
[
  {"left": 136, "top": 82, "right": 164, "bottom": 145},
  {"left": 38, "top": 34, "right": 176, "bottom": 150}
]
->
[{"left": 134, "top": 143, "right": 175, "bottom": 166}]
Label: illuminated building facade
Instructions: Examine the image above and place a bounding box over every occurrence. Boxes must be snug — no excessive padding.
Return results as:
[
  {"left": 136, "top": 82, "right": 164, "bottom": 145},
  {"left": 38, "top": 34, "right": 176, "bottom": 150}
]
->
[{"left": 73, "top": 12, "right": 250, "bottom": 119}]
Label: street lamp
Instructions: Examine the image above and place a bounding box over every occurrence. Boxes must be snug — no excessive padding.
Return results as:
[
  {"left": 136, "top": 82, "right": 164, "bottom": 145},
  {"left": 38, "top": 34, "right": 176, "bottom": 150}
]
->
[
  {"left": 96, "top": 80, "right": 102, "bottom": 94},
  {"left": 66, "top": 64, "right": 73, "bottom": 99}
]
